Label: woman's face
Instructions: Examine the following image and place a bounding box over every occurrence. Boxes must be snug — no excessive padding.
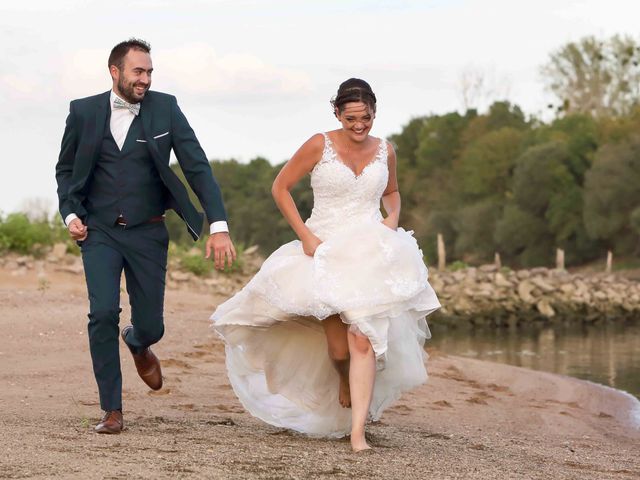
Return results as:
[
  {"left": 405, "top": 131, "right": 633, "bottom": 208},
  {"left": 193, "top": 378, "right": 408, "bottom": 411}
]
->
[{"left": 336, "top": 101, "right": 375, "bottom": 142}]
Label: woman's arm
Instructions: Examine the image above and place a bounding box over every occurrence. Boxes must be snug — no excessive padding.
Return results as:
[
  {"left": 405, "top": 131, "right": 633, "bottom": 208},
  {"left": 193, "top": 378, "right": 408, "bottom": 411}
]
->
[
  {"left": 381, "top": 141, "right": 401, "bottom": 230},
  {"left": 272, "top": 133, "right": 325, "bottom": 255}
]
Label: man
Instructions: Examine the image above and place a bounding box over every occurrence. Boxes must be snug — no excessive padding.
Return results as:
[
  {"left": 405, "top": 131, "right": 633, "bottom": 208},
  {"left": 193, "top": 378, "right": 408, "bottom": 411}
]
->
[{"left": 55, "top": 38, "right": 235, "bottom": 434}]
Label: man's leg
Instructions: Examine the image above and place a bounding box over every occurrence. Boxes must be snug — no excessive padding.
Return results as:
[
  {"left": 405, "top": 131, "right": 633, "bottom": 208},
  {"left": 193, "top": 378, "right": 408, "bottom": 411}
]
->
[
  {"left": 120, "top": 222, "right": 168, "bottom": 354},
  {"left": 81, "top": 230, "right": 124, "bottom": 412}
]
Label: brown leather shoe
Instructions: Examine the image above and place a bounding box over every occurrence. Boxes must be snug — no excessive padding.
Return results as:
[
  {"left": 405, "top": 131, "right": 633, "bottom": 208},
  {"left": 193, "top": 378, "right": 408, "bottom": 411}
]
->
[
  {"left": 95, "top": 410, "right": 123, "bottom": 434},
  {"left": 121, "top": 326, "right": 163, "bottom": 390}
]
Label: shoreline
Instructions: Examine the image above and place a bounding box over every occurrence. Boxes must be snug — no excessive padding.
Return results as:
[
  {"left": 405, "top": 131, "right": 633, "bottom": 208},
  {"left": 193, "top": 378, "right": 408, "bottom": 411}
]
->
[{"left": 440, "top": 354, "right": 640, "bottom": 434}]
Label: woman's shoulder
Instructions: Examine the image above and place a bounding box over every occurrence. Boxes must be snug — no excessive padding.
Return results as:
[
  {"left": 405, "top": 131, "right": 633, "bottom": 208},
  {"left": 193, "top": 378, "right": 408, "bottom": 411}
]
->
[{"left": 303, "top": 133, "right": 327, "bottom": 152}]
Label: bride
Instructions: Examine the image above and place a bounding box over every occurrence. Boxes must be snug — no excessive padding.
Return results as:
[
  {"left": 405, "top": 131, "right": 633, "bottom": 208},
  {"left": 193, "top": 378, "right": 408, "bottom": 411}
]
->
[{"left": 211, "top": 78, "right": 440, "bottom": 452}]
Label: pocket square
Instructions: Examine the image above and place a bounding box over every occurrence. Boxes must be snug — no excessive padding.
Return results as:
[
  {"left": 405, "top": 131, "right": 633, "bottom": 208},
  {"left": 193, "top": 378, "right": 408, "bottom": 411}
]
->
[
  {"left": 136, "top": 139, "right": 147, "bottom": 143},
  {"left": 153, "top": 131, "right": 169, "bottom": 139}
]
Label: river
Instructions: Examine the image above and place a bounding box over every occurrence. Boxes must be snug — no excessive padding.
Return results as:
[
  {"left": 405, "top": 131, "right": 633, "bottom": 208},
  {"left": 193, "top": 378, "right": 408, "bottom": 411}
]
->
[{"left": 428, "top": 319, "right": 640, "bottom": 399}]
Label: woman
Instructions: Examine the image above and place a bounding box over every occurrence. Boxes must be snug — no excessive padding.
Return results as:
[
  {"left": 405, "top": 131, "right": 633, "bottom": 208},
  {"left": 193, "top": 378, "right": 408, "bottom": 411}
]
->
[{"left": 211, "top": 78, "right": 440, "bottom": 452}]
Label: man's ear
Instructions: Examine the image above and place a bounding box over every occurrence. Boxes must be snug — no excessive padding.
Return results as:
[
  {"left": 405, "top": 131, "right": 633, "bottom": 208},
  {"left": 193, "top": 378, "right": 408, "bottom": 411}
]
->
[{"left": 109, "top": 65, "right": 119, "bottom": 81}]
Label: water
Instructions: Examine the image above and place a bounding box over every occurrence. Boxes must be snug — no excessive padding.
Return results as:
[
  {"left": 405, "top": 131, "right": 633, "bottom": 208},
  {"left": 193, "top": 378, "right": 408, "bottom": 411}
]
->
[{"left": 428, "top": 320, "right": 640, "bottom": 399}]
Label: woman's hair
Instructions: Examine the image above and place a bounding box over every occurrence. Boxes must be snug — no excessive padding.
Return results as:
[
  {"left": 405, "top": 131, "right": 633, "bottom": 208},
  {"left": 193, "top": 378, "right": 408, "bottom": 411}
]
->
[{"left": 330, "top": 78, "right": 377, "bottom": 116}]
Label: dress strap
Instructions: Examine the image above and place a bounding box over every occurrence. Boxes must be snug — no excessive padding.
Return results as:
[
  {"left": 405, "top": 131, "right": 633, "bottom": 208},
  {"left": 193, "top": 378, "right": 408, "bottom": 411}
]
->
[
  {"left": 378, "top": 138, "right": 388, "bottom": 164},
  {"left": 320, "top": 132, "right": 338, "bottom": 165}
]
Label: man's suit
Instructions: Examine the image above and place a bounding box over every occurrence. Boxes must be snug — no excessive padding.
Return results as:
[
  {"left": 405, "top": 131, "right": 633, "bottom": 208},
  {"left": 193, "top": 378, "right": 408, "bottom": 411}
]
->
[{"left": 55, "top": 90, "right": 226, "bottom": 410}]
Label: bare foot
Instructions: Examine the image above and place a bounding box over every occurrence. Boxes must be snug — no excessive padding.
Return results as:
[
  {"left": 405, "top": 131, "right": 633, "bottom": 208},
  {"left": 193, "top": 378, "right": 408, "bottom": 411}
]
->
[
  {"left": 351, "top": 435, "right": 371, "bottom": 453},
  {"left": 339, "top": 377, "right": 351, "bottom": 408}
]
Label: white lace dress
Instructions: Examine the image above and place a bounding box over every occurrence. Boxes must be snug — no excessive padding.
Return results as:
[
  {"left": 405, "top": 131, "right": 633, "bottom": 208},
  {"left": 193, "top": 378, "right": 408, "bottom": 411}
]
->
[{"left": 211, "top": 133, "right": 440, "bottom": 437}]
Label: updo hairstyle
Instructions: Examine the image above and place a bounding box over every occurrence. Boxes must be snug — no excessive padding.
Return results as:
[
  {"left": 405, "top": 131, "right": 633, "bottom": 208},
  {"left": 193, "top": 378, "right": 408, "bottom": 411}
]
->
[{"left": 330, "top": 78, "right": 377, "bottom": 117}]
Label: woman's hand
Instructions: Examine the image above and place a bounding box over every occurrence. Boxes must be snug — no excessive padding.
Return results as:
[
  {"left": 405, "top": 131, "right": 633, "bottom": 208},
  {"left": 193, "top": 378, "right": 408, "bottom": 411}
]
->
[
  {"left": 381, "top": 215, "right": 399, "bottom": 231},
  {"left": 302, "top": 233, "right": 323, "bottom": 256}
]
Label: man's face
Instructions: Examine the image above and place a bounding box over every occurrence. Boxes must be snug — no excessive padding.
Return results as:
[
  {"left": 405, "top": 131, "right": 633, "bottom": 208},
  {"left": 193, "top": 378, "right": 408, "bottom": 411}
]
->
[{"left": 111, "top": 49, "right": 153, "bottom": 103}]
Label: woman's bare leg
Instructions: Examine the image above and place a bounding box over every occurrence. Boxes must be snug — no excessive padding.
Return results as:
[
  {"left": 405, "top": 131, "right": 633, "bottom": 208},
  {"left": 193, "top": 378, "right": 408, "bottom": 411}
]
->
[
  {"left": 347, "top": 329, "right": 375, "bottom": 452},
  {"left": 322, "top": 314, "right": 351, "bottom": 407}
]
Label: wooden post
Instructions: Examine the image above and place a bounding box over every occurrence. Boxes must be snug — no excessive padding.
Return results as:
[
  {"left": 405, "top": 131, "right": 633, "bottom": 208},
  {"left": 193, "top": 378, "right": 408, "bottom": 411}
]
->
[
  {"left": 437, "top": 233, "right": 446, "bottom": 271},
  {"left": 556, "top": 248, "right": 565, "bottom": 270},
  {"left": 494, "top": 252, "right": 501, "bottom": 269},
  {"left": 606, "top": 250, "right": 613, "bottom": 273}
]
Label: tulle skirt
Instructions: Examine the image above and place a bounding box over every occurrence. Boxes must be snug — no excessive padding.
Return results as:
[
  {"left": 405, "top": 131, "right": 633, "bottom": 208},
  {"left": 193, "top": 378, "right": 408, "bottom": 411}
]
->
[{"left": 211, "top": 220, "right": 440, "bottom": 437}]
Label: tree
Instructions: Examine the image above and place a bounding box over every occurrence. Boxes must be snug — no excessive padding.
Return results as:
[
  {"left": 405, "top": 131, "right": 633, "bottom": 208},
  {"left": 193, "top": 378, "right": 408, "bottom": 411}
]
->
[
  {"left": 455, "top": 126, "right": 524, "bottom": 200},
  {"left": 542, "top": 35, "right": 640, "bottom": 117},
  {"left": 584, "top": 136, "right": 640, "bottom": 253}
]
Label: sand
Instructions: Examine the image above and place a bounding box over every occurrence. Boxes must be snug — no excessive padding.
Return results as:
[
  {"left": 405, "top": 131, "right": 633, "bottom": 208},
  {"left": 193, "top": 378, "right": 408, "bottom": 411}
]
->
[{"left": 0, "top": 267, "right": 638, "bottom": 479}]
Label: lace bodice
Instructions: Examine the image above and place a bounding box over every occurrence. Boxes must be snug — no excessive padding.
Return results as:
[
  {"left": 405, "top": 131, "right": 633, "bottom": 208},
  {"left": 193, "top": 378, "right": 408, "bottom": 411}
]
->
[{"left": 305, "top": 133, "right": 389, "bottom": 239}]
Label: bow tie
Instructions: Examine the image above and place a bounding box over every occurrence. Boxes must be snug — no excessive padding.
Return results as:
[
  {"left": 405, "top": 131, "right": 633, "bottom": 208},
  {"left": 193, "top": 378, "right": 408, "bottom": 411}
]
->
[{"left": 113, "top": 97, "right": 140, "bottom": 116}]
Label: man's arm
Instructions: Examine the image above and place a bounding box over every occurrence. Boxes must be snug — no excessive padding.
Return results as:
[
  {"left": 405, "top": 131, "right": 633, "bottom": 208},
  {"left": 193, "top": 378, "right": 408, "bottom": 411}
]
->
[
  {"left": 55, "top": 102, "right": 78, "bottom": 221},
  {"left": 170, "top": 96, "right": 227, "bottom": 226},
  {"left": 54, "top": 102, "right": 87, "bottom": 241},
  {"left": 170, "top": 97, "right": 235, "bottom": 269}
]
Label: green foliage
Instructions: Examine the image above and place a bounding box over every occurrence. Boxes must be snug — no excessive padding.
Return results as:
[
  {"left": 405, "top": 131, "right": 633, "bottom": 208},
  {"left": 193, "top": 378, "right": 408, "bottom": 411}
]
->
[
  {"left": 0, "top": 213, "right": 66, "bottom": 255},
  {"left": 584, "top": 137, "right": 640, "bottom": 252},
  {"left": 456, "top": 127, "right": 524, "bottom": 199},
  {"left": 452, "top": 199, "right": 502, "bottom": 263},
  {"left": 448, "top": 260, "right": 469, "bottom": 271},
  {"left": 495, "top": 205, "right": 552, "bottom": 267},
  {"left": 170, "top": 241, "right": 245, "bottom": 277},
  {"left": 168, "top": 157, "right": 310, "bottom": 255}
]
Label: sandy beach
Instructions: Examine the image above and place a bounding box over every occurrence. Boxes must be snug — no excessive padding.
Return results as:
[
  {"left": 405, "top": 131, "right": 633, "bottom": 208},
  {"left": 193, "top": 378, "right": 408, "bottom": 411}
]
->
[{"left": 0, "top": 267, "right": 638, "bottom": 479}]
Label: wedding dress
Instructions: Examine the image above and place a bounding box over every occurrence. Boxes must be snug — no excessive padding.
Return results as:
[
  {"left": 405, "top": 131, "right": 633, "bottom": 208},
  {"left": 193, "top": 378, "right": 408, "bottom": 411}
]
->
[{"left": 211, "top": 133, "right": 440, "bottom": 437}]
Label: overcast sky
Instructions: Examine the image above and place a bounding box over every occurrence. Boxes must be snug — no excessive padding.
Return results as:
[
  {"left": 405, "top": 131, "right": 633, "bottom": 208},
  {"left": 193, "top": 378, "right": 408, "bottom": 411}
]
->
[{"left": 1, "top": 0, "right": 638, "bottom": 216}]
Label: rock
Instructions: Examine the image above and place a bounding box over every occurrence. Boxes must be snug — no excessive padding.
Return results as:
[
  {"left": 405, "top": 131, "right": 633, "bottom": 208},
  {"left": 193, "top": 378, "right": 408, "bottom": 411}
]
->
[
  {"left": 57, "top": 263, "right": 84, "bottom": 275},
  {"left": 15, "top": 256, "right": 32, "bottom": 268},
  {"left": 516, "top": 270, "right": 531, "bottom": 279},
  {"left": 536, "top": 299, "right": 555, "bottom": 317},
  {"left": 530, "top": 277, "right": 555, "bottom": 293},
  {"left": 441, "top": 275, "right": 457, "bottom": 285},
  {"left": 244, "top": 245, "right": 260, "bottom": 256},
  {"left": 530, "top": 267, "right": 549, "bottom": 276},
  {"left": 170, "top": 271, "right": 191, "bottom": 282},
  {"left": 594, "top": 291, "right": 607, "bottom": 300},
  {"left": 560, "top": 284, "right": 574, "bottom": 294},
  {"left": 452, "top": 271, "right": 466, "bottom": 282},
  {"left": 430, "top": 277, "right": 444, "bottom": 292},
  {"left": 517, "top": 280, "right": 536, "bottom": 303},
  {"left": 479, "top": 264, "right": 497, "bottom": 273},
  {"left": 49, "top": 243, "right": 68, "bottom": 262},
  {"left": 494, "top": 273, "right": 513, "bottom": 288}
]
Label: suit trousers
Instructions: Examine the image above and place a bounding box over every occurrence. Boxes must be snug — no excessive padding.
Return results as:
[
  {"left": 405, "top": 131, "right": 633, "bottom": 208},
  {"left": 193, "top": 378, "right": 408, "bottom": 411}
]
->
[{"left": 80, "top": 219, "right": 169, "bottom": 411}]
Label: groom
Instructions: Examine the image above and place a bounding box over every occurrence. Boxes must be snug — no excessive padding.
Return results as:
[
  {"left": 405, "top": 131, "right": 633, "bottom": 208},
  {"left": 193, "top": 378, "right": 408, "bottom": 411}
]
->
[{"left": 55, "top": 38, "right": 235, "bottom": 434}]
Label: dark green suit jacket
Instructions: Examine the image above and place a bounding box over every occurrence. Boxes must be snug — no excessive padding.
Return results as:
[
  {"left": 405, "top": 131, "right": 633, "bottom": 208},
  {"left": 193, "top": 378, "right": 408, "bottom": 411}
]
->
[{"left": 55, "top": 90, "right": 226, "bottom": 240}]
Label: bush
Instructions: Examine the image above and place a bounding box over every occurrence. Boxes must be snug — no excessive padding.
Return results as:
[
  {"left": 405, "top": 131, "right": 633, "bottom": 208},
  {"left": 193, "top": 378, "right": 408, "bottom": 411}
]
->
[
  {"left": 0, "top": 213, "right": 61, "bottom": 255},
  {"left": 171, "top": 242, "right": 245, "bottom": 276}
]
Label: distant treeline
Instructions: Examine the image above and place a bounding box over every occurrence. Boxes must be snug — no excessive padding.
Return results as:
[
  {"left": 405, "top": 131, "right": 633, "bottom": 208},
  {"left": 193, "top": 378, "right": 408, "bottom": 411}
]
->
[{"left": 169, "top": 35, "right": 640, "bottom": 267}]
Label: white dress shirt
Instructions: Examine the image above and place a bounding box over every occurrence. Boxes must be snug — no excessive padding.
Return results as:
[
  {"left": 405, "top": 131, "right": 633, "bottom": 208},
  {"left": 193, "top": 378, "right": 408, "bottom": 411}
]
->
[{"left": 65, "top": 90, "right": 229, "bottom": 235}]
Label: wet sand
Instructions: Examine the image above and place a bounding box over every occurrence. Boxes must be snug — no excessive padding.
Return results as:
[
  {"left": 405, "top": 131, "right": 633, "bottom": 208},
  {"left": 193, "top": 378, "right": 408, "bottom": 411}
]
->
[{"left": 0, "top": 268, "right": 638, "bottom": 479}]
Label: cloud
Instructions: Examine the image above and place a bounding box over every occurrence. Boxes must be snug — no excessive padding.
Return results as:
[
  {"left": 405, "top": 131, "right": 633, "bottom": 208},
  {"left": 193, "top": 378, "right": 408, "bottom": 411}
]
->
[
  {"left": 3, "top": 43, "right": 313, "bottom": 106},
  {"left": 154, "top": 43, "right": 313, "bottom": 100}
]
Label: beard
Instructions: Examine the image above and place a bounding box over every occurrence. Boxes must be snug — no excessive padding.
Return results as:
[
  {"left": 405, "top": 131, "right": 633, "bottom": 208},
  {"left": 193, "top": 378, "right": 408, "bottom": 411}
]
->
[{"left": 117, "top": 75, "right": 149, "bottom": 104}]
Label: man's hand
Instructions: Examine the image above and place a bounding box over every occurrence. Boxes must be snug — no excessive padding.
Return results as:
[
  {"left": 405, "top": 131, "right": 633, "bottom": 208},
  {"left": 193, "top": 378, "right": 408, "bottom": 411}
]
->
[
  {"left": 205, "top": 232, "right": 237, "bottom": 270},
  {"left": 68, "top": 218, "right": 88, "bottom": 241}
]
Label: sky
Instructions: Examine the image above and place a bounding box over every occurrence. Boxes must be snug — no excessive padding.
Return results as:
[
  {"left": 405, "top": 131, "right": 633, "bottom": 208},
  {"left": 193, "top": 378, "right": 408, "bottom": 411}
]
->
[{"left": 1, "top": 0, "right": 639, "bottom": 216}]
